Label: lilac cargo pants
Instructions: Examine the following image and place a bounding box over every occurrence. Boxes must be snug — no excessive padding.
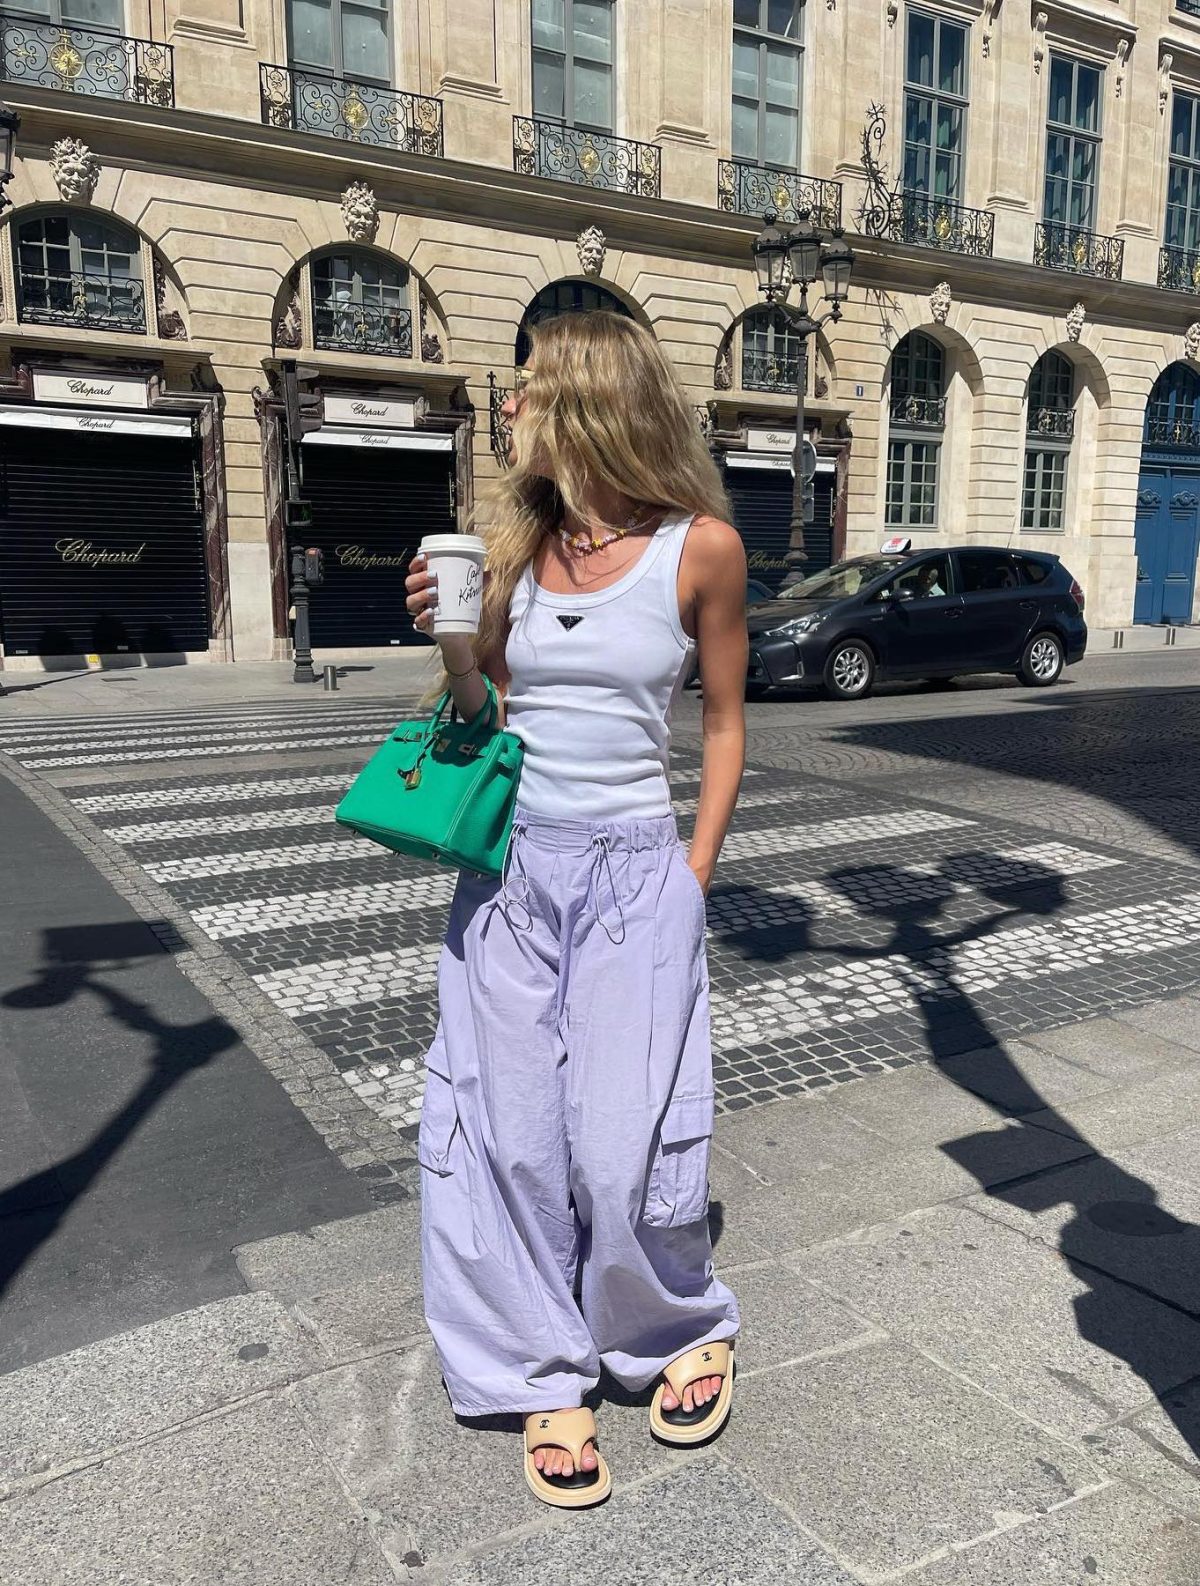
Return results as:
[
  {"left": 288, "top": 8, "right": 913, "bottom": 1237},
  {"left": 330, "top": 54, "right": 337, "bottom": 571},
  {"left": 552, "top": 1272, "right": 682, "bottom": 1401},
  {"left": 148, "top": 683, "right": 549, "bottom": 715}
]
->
[{"left": 417, "top": 807, "right": 740, "bottom": 1416}]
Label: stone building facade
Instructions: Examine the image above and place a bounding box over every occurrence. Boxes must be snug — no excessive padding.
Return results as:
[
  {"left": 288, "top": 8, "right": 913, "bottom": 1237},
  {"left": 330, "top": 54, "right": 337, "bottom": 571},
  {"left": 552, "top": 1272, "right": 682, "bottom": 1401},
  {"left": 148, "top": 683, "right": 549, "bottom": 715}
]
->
[{"left": 2, "top": 0, "right": 1200, "bottom": 665}]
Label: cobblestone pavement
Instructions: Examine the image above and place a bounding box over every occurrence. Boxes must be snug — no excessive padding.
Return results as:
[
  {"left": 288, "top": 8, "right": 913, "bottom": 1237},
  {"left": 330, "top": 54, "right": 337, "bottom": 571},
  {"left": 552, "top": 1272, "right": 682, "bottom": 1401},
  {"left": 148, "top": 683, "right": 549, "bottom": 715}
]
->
[{"left": 8, "top": 659, "right": 1200, "bottom": 1207}]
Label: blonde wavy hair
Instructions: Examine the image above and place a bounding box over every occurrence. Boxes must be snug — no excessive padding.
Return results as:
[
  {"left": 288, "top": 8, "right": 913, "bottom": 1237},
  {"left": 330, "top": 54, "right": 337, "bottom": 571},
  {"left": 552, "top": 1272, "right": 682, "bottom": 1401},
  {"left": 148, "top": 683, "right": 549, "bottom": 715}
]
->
[{"left": 429, "top": 309, "right": 729, "bottom": 693}]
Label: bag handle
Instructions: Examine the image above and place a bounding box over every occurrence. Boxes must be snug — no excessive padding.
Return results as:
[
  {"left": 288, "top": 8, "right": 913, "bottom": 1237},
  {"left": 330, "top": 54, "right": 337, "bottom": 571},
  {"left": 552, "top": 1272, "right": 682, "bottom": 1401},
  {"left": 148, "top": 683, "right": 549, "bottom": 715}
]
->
[{"left": 429, "top": 674, "right": 498, "bottom": 736}]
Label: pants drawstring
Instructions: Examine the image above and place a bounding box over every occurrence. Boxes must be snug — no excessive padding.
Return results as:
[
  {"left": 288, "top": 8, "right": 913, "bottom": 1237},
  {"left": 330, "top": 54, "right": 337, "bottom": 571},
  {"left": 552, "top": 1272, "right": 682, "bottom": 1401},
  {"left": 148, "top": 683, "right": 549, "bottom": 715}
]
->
[
  {"left": 589, "top": 833, "right": 626, "bottom": 944},
  {"left": 496, "top": 819, "right": 533, "bottom": 930}
]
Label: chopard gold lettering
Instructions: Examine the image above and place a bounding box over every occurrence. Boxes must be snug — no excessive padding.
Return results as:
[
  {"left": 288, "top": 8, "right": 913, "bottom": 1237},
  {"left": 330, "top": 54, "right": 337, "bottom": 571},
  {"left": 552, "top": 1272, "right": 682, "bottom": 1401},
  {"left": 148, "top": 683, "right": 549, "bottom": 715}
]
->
[
  {"left": 55, "top": 539, "right": 146, "bottom": 566},
  {"left": 336, "top": 544, "right": 410, "bottom": 569}
]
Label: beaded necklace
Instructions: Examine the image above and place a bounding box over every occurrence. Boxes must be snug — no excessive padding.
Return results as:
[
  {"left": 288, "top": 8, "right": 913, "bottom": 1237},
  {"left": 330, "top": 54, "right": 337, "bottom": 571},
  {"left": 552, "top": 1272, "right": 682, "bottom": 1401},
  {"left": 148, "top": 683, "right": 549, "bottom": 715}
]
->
[{"left": 556, "top": 510, "right": 648, "bottom": 557}]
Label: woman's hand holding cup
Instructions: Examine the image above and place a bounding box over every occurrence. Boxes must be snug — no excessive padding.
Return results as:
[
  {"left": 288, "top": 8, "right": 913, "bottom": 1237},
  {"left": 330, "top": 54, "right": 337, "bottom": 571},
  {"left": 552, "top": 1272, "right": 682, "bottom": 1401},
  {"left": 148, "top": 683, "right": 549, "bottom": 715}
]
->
[
  {"left": 405, "top": 551, "right": 439, "bottom": 637},
  {"left": 407, "top": 534, "right": 486, "bottom": 676}
]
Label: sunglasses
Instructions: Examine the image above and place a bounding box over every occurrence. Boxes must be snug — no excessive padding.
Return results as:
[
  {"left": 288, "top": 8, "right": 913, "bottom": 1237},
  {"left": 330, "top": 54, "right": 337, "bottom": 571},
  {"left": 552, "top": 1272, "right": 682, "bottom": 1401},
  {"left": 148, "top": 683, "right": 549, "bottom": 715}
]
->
[{"left": 513, "top": 366, "right": 534, "bottom": 398}]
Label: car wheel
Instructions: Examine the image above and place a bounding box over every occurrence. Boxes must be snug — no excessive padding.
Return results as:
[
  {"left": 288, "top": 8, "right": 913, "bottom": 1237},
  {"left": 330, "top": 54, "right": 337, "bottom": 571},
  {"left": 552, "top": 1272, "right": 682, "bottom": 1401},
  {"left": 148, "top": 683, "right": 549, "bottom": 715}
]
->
[
  {"left": 1018, "top": 631, "right": 1065, "bottom": 687},
  {"left": 823, "top": 641, "right": 875, "bottom": 701}
]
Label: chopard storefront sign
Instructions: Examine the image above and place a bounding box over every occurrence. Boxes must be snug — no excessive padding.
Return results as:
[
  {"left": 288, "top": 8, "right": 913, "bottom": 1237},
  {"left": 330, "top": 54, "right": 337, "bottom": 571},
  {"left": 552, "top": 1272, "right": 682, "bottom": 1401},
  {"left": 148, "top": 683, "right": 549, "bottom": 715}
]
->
[
  {"left": 323, "top": 395, "right": 416, "bottom": 429},
  {"left": 56, "top": 539, "right": 147, "bottom": 567},
  {"left": 32, "top": 372, "right": 151, "bottom": 409},
  {"left": 335, "top": 544, "right": 411, "bottom": 569},
  {"left": 745, "top": 426, "right": 795, "bottom": 453}
]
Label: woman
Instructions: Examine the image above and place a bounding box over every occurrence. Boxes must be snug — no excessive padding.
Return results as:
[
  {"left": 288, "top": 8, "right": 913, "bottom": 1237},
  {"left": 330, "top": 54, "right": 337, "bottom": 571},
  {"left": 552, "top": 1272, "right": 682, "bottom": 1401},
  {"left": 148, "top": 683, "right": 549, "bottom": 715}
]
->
[{"left": 405, "top": 310, "right": 746, "bottom": 1509}]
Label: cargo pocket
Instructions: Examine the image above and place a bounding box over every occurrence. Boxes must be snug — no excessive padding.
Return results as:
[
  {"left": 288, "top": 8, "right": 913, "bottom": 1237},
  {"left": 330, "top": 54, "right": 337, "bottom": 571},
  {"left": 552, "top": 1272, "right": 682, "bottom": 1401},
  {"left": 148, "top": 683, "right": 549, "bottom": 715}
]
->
[
  {"left": 416, "top": 1043, "right": 459, "bottom": 1177},
  {"left": 642, "top": 1091, "right": 714, "bottom": 1228}
]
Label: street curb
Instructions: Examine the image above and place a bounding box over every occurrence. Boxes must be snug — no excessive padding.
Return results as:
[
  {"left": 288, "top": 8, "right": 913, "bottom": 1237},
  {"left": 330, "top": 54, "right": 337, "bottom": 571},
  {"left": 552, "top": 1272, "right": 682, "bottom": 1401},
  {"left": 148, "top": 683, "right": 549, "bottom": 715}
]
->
[{"left": 0, "top": 750, "right": 419, "bottom": 1205}]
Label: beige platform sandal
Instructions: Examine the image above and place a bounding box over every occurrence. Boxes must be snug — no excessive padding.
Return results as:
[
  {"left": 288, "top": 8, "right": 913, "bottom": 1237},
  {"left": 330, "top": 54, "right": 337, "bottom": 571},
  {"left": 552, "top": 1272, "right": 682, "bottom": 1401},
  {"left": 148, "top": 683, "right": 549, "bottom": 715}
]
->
[
  {"left": 649, "top": 1340, "right": 734, "bottom": 1446},
  {"left": 523, "top": 1406, "right": 611, "bottom": 1509}
]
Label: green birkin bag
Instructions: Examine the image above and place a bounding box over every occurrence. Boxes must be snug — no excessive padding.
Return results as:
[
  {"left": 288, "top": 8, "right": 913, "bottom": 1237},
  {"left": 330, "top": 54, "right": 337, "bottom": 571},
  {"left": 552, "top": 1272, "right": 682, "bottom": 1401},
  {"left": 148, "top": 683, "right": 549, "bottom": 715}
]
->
[{"left": 334, "top": 678, "right": 523, "bottom": 876}]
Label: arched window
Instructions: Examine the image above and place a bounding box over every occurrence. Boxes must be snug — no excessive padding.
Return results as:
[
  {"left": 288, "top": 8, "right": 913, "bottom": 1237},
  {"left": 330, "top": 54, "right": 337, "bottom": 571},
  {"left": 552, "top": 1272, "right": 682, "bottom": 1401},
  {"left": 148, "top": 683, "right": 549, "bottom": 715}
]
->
[
  {"left": 740, "top": 305, "right": 804, "bottom": 392},
  {"left": 1145, "top": 363, "right": 1200, "bottom": 449},
  {"left": 1022, "top": 351, "right": 1074, "bottom": 531},
  {"left": 886, "top": 332, "right": 945, "bottom": 527},
  {"left": 311, "top": 251, "right": 411, "bottom": 356},
  {"left": 16, "top": 213, "right": 144, "bottom": 333},
  {"left": 515, "top": 280, "right": 631, "bottom": 366}
]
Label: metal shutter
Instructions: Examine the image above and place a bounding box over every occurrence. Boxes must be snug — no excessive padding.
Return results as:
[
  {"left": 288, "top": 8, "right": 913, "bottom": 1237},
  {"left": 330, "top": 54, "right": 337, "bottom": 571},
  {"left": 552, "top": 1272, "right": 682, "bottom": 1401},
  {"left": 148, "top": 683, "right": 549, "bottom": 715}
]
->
[
  {"left": 0, "top": 427, "right": 208, "bottom": 656},
  {"left": 723, "top": 466, "right": 835, "bottom": 592},
  {"left": 302, "top": 443, "right": 454, "bottom": 649}
]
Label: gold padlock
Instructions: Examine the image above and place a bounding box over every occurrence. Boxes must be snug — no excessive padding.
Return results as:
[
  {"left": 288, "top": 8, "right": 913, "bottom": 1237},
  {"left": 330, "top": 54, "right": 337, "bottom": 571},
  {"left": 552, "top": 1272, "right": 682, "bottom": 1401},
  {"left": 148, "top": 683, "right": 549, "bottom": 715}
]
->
[{"left": 403, "top": 766, "right": 422, "bottom": 790}]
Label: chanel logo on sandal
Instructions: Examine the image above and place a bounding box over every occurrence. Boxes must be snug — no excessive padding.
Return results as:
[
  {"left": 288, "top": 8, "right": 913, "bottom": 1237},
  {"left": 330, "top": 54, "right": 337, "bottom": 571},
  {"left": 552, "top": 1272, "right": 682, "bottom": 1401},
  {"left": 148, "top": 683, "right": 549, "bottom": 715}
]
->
[
  {"left": 539, "top": 1418, "right": 550, "bottom": 1428},
  {"left": 701, "top": 1351, "right": 712, "bottom": 1362}
]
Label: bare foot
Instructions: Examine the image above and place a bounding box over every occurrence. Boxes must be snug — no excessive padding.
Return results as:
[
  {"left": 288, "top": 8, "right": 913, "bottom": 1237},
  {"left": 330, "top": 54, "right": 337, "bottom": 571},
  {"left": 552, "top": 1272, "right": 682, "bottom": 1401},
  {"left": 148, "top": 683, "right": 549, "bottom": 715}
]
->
[
  {"left": 659, "top": 1373, "right": 724, "bottom": 1416},
  {"left": 532, "top": 1430, "right": 599, "bottom": 1481}
]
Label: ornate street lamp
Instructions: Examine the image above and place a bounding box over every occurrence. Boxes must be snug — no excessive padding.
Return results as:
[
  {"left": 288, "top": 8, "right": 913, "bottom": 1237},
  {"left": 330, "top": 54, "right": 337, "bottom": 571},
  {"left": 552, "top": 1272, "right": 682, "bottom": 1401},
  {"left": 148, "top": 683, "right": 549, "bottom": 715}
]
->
[
  {"left": 751, "top": 208, "right": 856, "bottom": 570},
  {"left": 0, "top": 101, "right": 19, "bottom": 212}
]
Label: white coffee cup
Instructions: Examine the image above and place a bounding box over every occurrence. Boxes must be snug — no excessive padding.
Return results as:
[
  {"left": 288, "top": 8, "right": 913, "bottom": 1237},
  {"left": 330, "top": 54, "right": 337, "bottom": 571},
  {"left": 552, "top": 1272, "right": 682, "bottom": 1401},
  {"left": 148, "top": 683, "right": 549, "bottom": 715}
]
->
[{"left": 420, "top": 533, "right": 486, "bottom": 637}]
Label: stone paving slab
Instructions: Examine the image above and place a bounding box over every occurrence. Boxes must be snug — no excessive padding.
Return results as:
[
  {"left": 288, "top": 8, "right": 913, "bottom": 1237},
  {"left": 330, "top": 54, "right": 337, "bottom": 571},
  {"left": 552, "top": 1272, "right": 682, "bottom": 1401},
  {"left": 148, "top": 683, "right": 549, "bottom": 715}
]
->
[
  {"left": 234, "top": 1200, "right": 422, "bottom": 1303},
  {"left": 969, "top": 1148, "right": 1200, "bottom": 1315},
  {"left": 712, "top": 1262, "right": 881, "bottom": 1374},
  {"left": 908, "top": 1484, "right": 1200, "bottom": 1586},
  {"left": 789, "top": 1203, "right": 1200, "bottom": 1438},
  {"left": 432, "top": 1459, "right": 862, "bottom": 1586},
  {"left": 291, "top": 1340, "right": 693, "bottom": 1564},
  {"left": 0, "top": 1292, "right": 322, "bottom": 1490},
  {"left": 719, "top": 1339, "right": 1106, "bottom": 1580},
  {"left": 1022, "top": 1066, "right": 1200, "bottom": 1155},
  {"left": 1081, "top": 1378, "right": 1200, "bottom": 1522},
  {"left": 935, "top": 1029, "right": 1196, "bottom": 1117},
  {"left": 728, "top": 1116, "right": 1093, "bottom": 1254},
  {"left": 296, "top": 1271, "right": 430, "bottom": 1359},
  {"left": 0, "top": 1395, "right": 395, "bottom": 1586}
]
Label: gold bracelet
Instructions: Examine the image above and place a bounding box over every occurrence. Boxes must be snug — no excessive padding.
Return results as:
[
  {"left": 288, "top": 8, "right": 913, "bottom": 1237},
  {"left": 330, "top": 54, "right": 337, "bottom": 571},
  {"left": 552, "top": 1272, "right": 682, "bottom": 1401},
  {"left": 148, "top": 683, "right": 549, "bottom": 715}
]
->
[{"left": 445, "top": 661, "right": 478, "bottom": 679}]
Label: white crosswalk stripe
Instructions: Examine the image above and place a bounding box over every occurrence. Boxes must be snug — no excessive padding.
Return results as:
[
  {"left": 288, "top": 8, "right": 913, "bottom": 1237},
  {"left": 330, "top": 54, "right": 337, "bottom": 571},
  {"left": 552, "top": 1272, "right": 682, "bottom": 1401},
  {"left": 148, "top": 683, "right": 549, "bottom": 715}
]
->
[
  {"left": 710, "top": 891, "right": 1200, "bottom": 1053},
  {"left": 0, "top": 703, "right": 410, "bottom": 746},
  {"left": 105, "top": 780, "right": 826, "bottom": 844},
  {"left": 22, "top": 733, "right": 398, "bottom": 769},
  {"left": 192, "top": 874, "right": 457, "bottom": 939},
  {"left": 74, "top": 774, "right": 357, "bottom": 814}
]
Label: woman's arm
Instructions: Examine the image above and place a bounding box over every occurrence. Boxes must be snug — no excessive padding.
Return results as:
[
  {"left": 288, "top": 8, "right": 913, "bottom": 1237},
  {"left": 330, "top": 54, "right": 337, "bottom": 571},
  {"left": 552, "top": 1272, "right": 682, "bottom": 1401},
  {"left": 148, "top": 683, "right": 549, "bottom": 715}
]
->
[
  {"left": 406, "top": 552, "right": 509, "bottom": 724},
  {"left": 681, "top": 516, "right": 748, "bottom": 894}
]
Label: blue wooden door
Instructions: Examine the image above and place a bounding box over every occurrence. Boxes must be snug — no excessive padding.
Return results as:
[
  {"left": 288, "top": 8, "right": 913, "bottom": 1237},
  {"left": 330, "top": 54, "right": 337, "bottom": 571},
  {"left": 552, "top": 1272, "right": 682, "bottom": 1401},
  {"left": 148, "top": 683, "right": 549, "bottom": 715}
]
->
[{"left": 1135, "top": 469, "right": 1200, "bottom": 624}]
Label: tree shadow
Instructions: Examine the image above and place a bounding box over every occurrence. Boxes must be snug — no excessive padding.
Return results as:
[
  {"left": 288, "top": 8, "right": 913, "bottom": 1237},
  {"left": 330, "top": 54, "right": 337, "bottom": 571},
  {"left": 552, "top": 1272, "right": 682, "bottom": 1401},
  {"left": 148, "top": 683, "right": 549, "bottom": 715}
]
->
[
  {"left": 812, "top": 853, "right": 1200, "bottom": 1460},
  {"left": 0, "top": 922, "right": 239, "bottom": 1301}
]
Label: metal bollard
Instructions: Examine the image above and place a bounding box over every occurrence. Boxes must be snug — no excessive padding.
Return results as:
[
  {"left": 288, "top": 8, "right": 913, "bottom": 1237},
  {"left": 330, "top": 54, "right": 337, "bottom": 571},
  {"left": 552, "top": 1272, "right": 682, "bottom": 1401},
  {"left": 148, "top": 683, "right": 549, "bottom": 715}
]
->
[{"left": 322, "top": 663, "right": 339, "bottom": 691}]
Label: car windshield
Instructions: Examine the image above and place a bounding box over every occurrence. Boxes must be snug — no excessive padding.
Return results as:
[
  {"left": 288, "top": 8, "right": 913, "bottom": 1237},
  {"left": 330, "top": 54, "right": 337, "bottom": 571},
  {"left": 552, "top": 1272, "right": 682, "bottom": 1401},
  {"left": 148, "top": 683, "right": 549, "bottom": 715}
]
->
[{"left": 778, "top": 558, "right": 898, "bottom": 602}]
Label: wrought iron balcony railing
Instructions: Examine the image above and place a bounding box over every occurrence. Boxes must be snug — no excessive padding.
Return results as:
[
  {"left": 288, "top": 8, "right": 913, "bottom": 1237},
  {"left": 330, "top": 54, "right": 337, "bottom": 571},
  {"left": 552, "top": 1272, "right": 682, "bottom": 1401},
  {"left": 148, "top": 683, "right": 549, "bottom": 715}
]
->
[
  {"left": 260, "top": 64, "right": 443, "bottom": 154},
  {"left": 488, "top": 373, "right": 512, "bottom": 466},
  {"left": 0, "top": 14, "right": 173, "bottom": 105},
  {"left": 741, "top": 347, "right": 804, "bottom": 394},
  {"left": 1034, "top": 221, "right": 1123, "bottom": 280},
  {"left": 1028, "top": 407, "right": 1076, "bottom": 439},
  {"left": 513, "top": 117, "right": 660, "bottom": 197},
  {"left": 717, "top": 158, "right": 842, "bottom": 229},
  {"left": 1159, "top": 244, "right": 1200, "bottom": 294},
  {"left": 890, "top": 190, "right": 994, "bottom": 257},
  {"left": 1145, "top": 416, "right": 1200, "bottom": 449},
  {"left": 18, "top": 272, "right": 146, "bottom": 333},
  {"left": 889, "top": 394, "right": 946, "bottom": 428},
  {"left": 313, "top": 301, "right": 412, "bottom": 357}
]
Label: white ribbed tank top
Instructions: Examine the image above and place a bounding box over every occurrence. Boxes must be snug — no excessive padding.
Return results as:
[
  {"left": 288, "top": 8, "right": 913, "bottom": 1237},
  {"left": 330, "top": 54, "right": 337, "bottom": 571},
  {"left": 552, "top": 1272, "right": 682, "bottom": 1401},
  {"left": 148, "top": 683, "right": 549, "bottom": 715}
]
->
[{"left": 504, "top": 512, "right": 697, "bottom": 820}]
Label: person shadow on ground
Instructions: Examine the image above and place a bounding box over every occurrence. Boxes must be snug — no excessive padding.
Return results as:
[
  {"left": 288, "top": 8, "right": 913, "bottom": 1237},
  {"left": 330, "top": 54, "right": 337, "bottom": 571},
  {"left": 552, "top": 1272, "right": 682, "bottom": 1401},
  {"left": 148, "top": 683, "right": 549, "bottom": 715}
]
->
[
  {"left": 817, "top": 856, "right": 1200, "bottom": 1464},
  {"left": 0, "top": 921, "right": 239, "bottom": 1301}
]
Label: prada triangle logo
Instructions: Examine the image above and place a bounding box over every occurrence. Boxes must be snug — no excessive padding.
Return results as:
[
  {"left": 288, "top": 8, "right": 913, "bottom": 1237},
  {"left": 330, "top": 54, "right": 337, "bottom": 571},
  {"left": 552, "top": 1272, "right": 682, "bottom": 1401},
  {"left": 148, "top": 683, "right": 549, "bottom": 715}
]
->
[{"left": 557, "top": 615, "right": 585, "bottom": 631}]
